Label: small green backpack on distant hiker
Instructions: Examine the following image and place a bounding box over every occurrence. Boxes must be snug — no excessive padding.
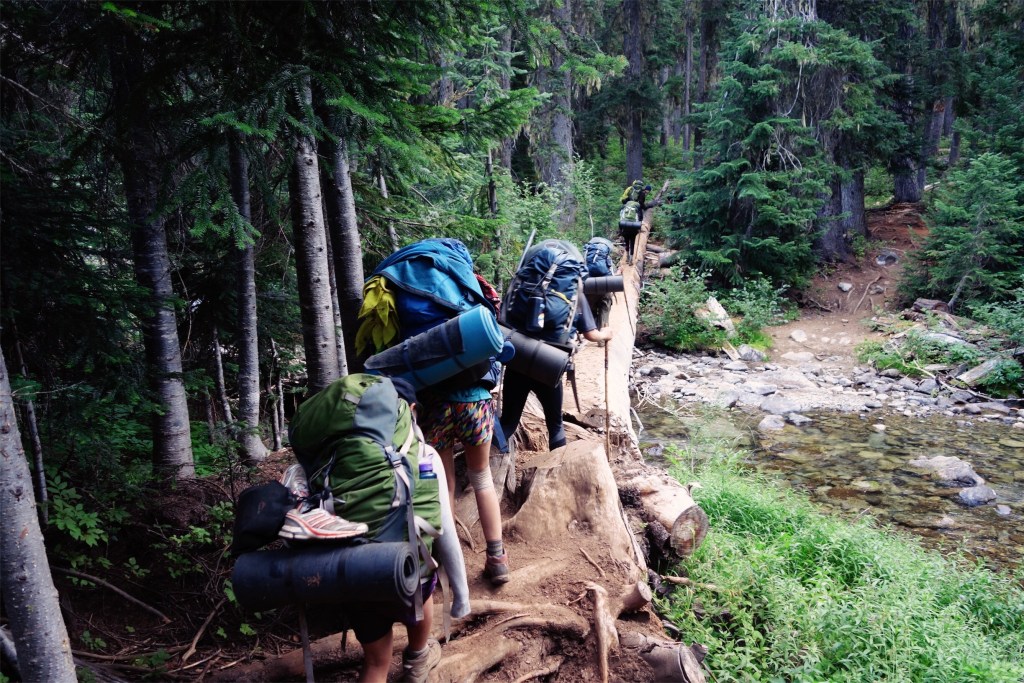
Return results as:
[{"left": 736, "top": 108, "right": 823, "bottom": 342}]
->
[{"left": 288, "top": 375, "right": 441, "bottom": 559}]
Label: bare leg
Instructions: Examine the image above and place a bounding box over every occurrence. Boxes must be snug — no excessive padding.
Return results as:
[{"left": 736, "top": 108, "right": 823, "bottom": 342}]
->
[
  {"left": 359, "top": 631, "right": 393, "bottom": 683},
  {"left": 406, "top": 594, "right": 434, "bottom": 651},
  {"left": 464, "top": 440, "right": 503, "bottom": 544}
]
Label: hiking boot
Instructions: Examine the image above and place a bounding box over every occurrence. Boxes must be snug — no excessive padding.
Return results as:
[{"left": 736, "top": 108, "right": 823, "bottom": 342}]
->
[
  {"left": 279, "top": 463, "right": 309, "bottom": 500},
  {"left": 484, "top": 553, "right": 510, "bottom": 585},
  {"left": 400, "top": 638, "right": 441, "bottom": 683},
  {"left": 278, "top": 508, "right": 367, "bottom": 541}
]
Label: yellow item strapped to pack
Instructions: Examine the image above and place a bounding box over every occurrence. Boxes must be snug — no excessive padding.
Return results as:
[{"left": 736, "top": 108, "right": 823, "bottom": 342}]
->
[{"left": 355, "top": 276, "right": 400, "bottom": 356}]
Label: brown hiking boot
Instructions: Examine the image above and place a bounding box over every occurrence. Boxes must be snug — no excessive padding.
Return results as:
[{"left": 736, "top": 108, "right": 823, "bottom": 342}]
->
[
  {"left": 400, "top": 638, "right": 441, "bottom": 683},
  {"left": 484, "top": 553, "right": 510, "bottom": 585}
]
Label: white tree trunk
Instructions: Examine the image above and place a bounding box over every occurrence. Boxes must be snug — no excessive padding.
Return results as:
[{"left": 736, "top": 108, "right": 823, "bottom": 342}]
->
[{"left": 1, "top": 349, "right": 77, "bottom": 682}]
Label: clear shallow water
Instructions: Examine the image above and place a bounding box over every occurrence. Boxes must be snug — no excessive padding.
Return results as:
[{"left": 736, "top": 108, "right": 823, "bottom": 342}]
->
[{"left": 636, "top": 400, "right": 1024, "bottom": 573}]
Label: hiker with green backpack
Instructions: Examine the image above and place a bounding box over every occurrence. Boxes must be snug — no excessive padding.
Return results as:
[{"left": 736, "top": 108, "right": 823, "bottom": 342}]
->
[
  {"left": 283, "top": 374, "right": 469, "bottom": 683},
  {"left": 499, "top": 239, "right": 613, "bottom": 451}
]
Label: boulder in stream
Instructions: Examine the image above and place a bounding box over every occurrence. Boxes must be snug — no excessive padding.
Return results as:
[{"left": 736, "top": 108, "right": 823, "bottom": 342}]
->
[
  {"left": 957, "top": 485, "right": 997, "bottom": 507},
  {"left": 906, "top": 455, "right": 985, "bottom": 486}
]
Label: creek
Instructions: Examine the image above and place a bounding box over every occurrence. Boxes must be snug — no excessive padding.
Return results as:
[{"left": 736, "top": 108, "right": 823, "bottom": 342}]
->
[{"left": 636, "top": 399, "right": 1024, "bottom": 573}]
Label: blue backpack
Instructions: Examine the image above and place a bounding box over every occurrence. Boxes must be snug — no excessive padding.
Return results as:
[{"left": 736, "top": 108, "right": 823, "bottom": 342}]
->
[
  {"left": 585, "top": 237, "right": 615, "bottom": 278},
  {"left": 370, "top": 238, "right": 499, "bottom": 388},
  {"left": 501, "top": 239, "right": 586, "bottom": 346}
]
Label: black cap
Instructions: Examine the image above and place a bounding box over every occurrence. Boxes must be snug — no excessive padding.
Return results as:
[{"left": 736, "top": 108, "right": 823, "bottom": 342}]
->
[{"left": 390, "top": 377, "right": 419, "bottom": 406}]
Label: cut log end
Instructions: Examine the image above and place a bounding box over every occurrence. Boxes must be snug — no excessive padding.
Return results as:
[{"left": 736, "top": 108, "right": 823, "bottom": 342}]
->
[{"left": 670, "top": 505, "right": 709, "bottom": 557}]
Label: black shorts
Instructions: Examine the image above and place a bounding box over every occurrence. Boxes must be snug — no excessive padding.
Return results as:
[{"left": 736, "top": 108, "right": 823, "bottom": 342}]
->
[{"left": 346, "top": 574, "right": 437, "bottom": 645}]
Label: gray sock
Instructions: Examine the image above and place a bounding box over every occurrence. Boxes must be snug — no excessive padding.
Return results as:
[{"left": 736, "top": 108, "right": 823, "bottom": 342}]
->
[{"left": 486, "top": 540, "right": 505, "bottom": 558}]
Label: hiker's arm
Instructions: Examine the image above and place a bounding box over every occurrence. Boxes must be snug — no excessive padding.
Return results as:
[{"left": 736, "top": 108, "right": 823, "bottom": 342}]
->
[{"left": 583, "top": 326, "right": 613, "bottom": 342}]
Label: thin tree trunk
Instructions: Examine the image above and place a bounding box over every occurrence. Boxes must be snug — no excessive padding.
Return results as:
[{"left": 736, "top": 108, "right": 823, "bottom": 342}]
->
[
  {"left": 694, "top": 0, "right": 722, "bottom": 164},
  {"left": 377, "top": 171, "right": 401, "bottom": 253},
  {"left": 269, "top": 338, "right": 283, "bottom": 451},
  {"left": 1, "top": 349, "right": 77, "bottom": 683},
  {"left": 948, "top": 130, "right": 961, "bottom": 167},
  {"left": 204, "top": 391, "right": 216, "bottom": 443},
  {"left": 227, "top": 136, "right": 267, "bottom": 463},
  {"left": 110, "top": 33, "right": 194, "bottom": 479},
  {"left": 941, "top": 95, "right": 954, "bottom": 137},
  {"left": 892, "top": 17, "right": 921, "bottom": 204},
  {"left": 918, "top": 98, "right": 945, "bottom": 190},
  {"left": 212, "top": 327, "right": 233, "bottom": 424},
  {"left": 322, "top": 222, "right": 348, "bottom": 376},
  {"left": 498, "top": 28, "right": 514, "bottom": 170},
  {"left": 672, "top": 59, "right": 683, "bottom": 146},
  {"left": 289, "top": 77, "right": 340, "bottom": 395},
  {"left": 319, "top": 126, "right": 366, "bottom": 372},
  {"left": 486, "top": 149, "right": 498, "bottom": 218},
  {"left": 683, "top": 15, "right": 694, "bottom": 152},
  {"left": 624, "top": 0, "right": 644, "bottom": 183},
  {"left": 11, "top": 336, "right": 47, "bottom": 524}
]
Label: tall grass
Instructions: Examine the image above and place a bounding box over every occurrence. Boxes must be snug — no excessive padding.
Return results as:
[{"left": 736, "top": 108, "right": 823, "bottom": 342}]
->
[{"left": 661, "top": 441, "right": 1024, "bottom": 682}]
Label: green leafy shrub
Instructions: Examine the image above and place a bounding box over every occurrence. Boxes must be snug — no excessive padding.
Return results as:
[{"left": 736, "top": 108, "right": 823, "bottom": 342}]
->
[
  {"left": 856, "top": 330, "right": 983, "bottom": 377},
  {"left": 661, "top": 444, "right": 1024, "bottom": 683},
  {"left": 641, "top": 267, "right": 725, "bottom": 351},
  {"left": 975, "top": 359, "right": 1023, "bottom": 397},
  {"left": 864, "top": 165, "right": 893, "bottom": 207},
  {"left": 970, "top": 277, "right": 1024, "bottom": 347},
  {"left": 720, "top": 278, "right": 795, "bottom": 343}
]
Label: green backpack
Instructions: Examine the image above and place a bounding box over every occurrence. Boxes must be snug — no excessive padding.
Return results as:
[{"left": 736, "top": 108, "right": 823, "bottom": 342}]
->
[{"left": 288, "top": 375, "right": 441, "bottom": 564}]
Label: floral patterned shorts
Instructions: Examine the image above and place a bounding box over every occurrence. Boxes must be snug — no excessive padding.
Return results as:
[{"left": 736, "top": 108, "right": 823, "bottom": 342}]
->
[{"left": 423, "top": 399, "right": 494, "bottom": 452}]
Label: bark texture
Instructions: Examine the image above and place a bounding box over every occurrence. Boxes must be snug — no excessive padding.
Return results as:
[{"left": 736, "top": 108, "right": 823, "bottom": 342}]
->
[
  {"left": 228, "top": 137, "right": 267, "bottom": 463},
  {"left": 1, "top": 349, "right": 77, "bottom": 683},
  {"left": 624, "top": 0, "right": 644, "bottom": 182},
  {"left": 289, "top": 78, "right": 340, "bottom": 394},
  {"left": 110, "top": 33, "right": 194, "bottom": 478},
  {"left": 320, "top": 129, "right": 365, "bottom": 372}
]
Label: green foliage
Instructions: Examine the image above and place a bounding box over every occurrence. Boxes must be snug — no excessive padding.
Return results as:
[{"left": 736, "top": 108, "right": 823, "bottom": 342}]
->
[
  {"left": 902, "top": 153, "right": 1024, "bottom": 310},
  {"left": 641, "top": 267, "right": 725, "bottom": 351},
  {"left": 661, "top": 442, "right": 1024, "bottom": 683},
  {"left": 970, "top": 278, "right": 1024, "bottom": 347},
  {"left": 855, "top": 330, "right": 982, "bottom": 378},
  {"left": 720, "top": 278, "right": 794, "bottom": 341},
  {"left": 863, "top": 166, "right": 893, "bottom": 208}
]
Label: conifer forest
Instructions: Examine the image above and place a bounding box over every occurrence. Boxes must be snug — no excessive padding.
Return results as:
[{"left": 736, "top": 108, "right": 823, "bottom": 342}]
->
[{"left": 1, "top": 1, "right": 1023, "bottom": 681}]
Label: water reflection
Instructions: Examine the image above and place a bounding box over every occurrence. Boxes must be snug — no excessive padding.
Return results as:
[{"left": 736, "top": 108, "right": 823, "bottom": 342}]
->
[{"left": 637, "top": 400, "right": 1024, "bottom": 572}]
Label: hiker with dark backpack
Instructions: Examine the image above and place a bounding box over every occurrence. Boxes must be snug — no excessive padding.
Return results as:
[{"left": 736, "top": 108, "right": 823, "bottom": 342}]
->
[
  {"left": 356, "top": 238, "right": 512, "bottom": 586},
  {"left": 583, "top": 236, "right": 618, "bottom": 329},
  {"left": 499, "top": 239, "right": 613, "bottom": 451}
]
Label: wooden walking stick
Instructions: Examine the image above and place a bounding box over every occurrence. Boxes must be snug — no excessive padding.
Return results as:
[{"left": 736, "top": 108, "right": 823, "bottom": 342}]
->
[{"left": 604, "top": 340, "right": 611, "bottom": 457}]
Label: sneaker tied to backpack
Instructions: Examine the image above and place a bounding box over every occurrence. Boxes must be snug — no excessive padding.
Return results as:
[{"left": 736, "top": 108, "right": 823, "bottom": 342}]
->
[
  {"left": 278, "top": 508, "right": 368, "bottom": 541},
  {"left": 400, "top": 638, "right": 441, "bottom": 683},
  {"left": 484, "top": 553, "right": 510, "bottom": 585},
  {"left": 279, "top": 463, "right": 310, "bottom": 501}
]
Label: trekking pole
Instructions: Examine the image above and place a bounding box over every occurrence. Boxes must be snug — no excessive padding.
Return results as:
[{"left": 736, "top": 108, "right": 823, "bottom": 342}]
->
[
  {"left": 604, "top": 341, "right": 611, "bottom": 458},
  {"left": 516, "top": 228, "right": 537, "bottom": 272},
  {"left": 298, "top": 605, "right": 314, "bottom": 683}
]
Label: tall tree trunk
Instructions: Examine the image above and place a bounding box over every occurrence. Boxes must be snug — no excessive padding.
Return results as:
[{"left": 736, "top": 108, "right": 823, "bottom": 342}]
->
[
  {"left": 531, "top": 0, "right": 576, "bottom": 227},
  {"left": 110, "top": 34, "right": 194, "bottom": 479},
  {"left": 918, "top": 98, "right": 945, "bottom": 190},
  {"left": 659, "top": 65, "right": 671, "bottom": 148},
  {"left": 683, "top": 14, "right": 694, "bottom": 152},
  {"left": 891, "top": 18, "right": 921, "bottom": 204},
  {"left": 289, "top": 77, "right": 340, "bottom": 395},
  {"left": 377, "top": 170, "right": 401, "bottom": 253},
  {"left": 212, "top": 327, "right": 233, "bottom": 424},
  {"left": 624, "top": 0, "right": 644, "bottom": 183},
  {"left": 948, "top": 130, "right": 961, "bottom": 167},
  {"left": 498, "top": 28, "right": 515, "bottom": 170},
  {"left": 322, "top": 224, "right": 348, "bottom": 376},
  {"left": 1, "top": 349, "right": 77, "bottom": 683},
  {"left": 227, "top": 136, "right": 267, "bottom": 463},
  {"left": 941, "top": 95, "right": 955, "bottom": 137},
  {"left": 694, "top": 0, "right": 722, "bottom": 164},
  {"left": 11, "top": 335, "right": 47, "bottom": 524},
  {"left": 319, "top": 127, "right": 365, "bottom": 372},
  {"left": 269, "top": 338, "right": 283, "bottom": 451}
]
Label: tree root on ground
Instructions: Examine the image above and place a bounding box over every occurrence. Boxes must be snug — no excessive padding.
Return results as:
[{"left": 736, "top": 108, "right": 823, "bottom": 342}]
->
[
  {"left": 587, "top": 581, "right": 654, "bottom": 683},
  {"left": 434, "top": 637, "right": 523, "bottom": 683}
]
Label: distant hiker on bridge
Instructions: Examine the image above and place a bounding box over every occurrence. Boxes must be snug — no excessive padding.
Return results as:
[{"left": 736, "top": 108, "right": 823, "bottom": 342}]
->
[
  {"left": 619, "top": 179, "right": 651, "bottom": 265},
  {"left": 583, "top": 236, "right": 618, "bottom": 330}
]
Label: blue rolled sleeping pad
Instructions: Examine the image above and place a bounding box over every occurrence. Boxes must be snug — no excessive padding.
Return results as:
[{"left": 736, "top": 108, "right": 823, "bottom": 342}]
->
[
  {"left": 231, "top": 542, "right": 418, "bottom": 612},
  {"left": 364, "top": 306, "right": 504, "bottom": 391}
]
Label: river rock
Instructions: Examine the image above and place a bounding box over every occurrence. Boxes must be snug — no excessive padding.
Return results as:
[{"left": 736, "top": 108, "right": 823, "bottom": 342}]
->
[
  {"left": 906, "top": 455, "right": 984, "bottom": 486},
  {"left": 897, "top": 377, "right": 919, "bottom": 391},
  {"left": 761, "top": 394, "right": 801, "bottom": 415},
  {"left": 838, "top": 282, "right": 854, "bottom": 292},
  {"left": 949, "top": 390, "right": 974, "bottom": 403},
  {"left": 738, "top": 392, "right": 765, "bottom": 408},
  {"left": 922, "top": 332, "right": 976, "bottom": 349},
  {"left": 786, "top": 413, "right": 812, "bottom": 426},
  {"left": 789, "top": 329, "right": 808, "bottom": 343},
  {"left": 995, "top": 505, "right": 1011, "bottom": 516},
  {"left": 758, "top": 415, "right": 786, "bottom": 432},
  {"left": 958, "top": 485, "right": 997, "bottom": 507},
  {"left": 865, "top": 399, "right": 884, "bottom": 409},
  {"left": 781, "top": 351, "right": 815, "bottom": 363},
  {"left": 743, "top": 382, "right": 778, "bottom": 396},
  {"left": 723, "top": 361, "right": 749, "bottom": 371},
  {"left": 872, "top": 423, "right": 886, "bottom": 432},
  {"left": 916, "top": 378, "right": 938, "bottom": 393},
  {"left": 976, "top": 401, "right": 1012, "bottom": 414},
  {"left": 737, "top": 344, "right": 767, "bottom": 362},
  {"left": 714, "top": 391, "right": 739, "bottom": 408}
]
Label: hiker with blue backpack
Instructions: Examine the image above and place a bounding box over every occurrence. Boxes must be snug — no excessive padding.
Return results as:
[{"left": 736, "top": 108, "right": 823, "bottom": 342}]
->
[
  {"left": 619, "top": 179, "right": 651, "bottom": 265},
  {"left": 356, "top": 238, "right": 512, "bottom": 586},
  {"left": 498, "top": 239, "right": 613, "bottom": 451},
  {"left": 584, "top": 236, "right": 619, "bottom": 329}
]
